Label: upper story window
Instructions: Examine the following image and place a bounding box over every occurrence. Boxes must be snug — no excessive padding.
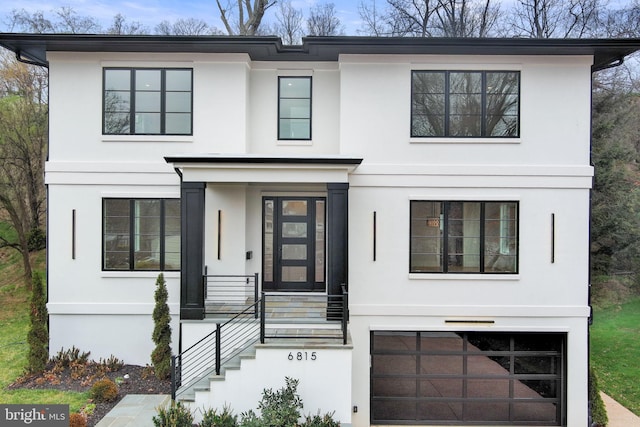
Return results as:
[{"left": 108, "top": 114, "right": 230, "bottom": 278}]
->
[
  {"left": 411, "top": 71, "right": 520, "bottom": 138},
  {"left": 103, "top": 198, "right": 180, "bottom": 271},
  {"left": 410, "top": 201, "right": 518, "bottom": 274},
  {"left": 103, "top": 68, "right": 193, "bottom": 135},
  {"left": 278, "top": 76, "right": 312, "bottom": 140}
]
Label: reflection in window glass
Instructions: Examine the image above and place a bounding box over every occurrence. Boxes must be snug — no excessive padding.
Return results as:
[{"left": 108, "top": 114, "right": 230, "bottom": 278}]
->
[
  {"left": 279, "top": 77, "right": 311, "bottom": 140},
  {"left": 104, "top": 68, "right": 192, "bottom": 135},
  {"left": 371, "top": 331, "right": 565, "bottom": 425},
  {"left": 103, "top": 198, "right": 180, "bottom": 271},
  {"left": 411, "top": 70, "right": 520, "bottom": 138}
]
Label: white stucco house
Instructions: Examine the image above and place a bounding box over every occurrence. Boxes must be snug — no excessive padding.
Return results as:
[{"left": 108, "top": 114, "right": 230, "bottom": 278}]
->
[{"left": 2, "top": 33, "right": 640, "bottom": 426}]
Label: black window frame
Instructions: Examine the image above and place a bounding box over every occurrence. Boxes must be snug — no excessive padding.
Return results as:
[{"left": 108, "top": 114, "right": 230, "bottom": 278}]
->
[
  {"left": 103, "top": 67, "right": 193, "bottom": 136},
  {"left": 410, "top": 200, "right": 519, "bottom": 274},
  {"left": 370, "top": 331, "right": 566, "bottom": 425},
  {"left": 411, "top": 70, "right": 521, "bottom": 138},
  {"left": 102, "top": 198, "right": 181, "bottom": 271},
  {"left": 278, "top": 76, "right": 312, "bottom": 141}
]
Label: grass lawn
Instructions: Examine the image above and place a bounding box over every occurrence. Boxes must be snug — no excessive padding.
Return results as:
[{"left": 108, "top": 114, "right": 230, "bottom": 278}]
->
[
  {"left": 591, "top": 297, "right": 640, "bottom": 416},
  {"left": 0, "top": 250, "right": 89, "bottom": 413}
]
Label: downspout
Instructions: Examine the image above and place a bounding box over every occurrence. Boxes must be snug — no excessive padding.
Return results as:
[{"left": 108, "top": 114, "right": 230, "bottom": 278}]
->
[{"left": 15, "top": 50, "right": 49, "bottom": 68}]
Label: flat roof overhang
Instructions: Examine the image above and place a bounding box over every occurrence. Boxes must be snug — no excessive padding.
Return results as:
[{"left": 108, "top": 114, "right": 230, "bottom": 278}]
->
[
  {"left": 165, "top": 154, "right": 363, "bottom": 184},
  {"left": 1, "top": 34, "right": 640, "bottom": 71}
]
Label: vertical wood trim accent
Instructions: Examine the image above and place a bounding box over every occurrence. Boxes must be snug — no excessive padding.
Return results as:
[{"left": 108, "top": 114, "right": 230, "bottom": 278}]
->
[
  {"left": 373, "top": 211, "right": 377, "bottom": 261},
  {"left": 72, "top": 209, "right": 76, "bottom": 260},
  {"left": 551, "top": 213, "right": 555, "bottom": 263},
  {"left": 217, "top": 210, "right": 222, "bottom": 260}
]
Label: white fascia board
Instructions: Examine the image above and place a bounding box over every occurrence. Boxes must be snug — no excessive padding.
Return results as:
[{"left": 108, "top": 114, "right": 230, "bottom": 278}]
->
[
  {"left": 45, "top": 161, "right": 180, "bottom": 185},
  {"left": 179, "top": 164, "right": 352, "bottom": 183},
  {"left": 47, "top": 302, "right": 180, "bottom": 315}
]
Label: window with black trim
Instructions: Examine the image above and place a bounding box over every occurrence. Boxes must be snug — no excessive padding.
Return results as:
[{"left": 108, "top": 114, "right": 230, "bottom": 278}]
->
[
  {"left": 278, "top": 76, "right": 311, "bottom": 140},
  {"left": 103, "top": 199, "right": 180, "bottom": 271},
  {"left": 371, "top": 331, "right": 565, "bottom": 425},
  {"left": 103, "top": 68, "right": 193, "bottom": 135},
  {"left": 411, "top": 71, "right": 520, "bottom": 138},
  {"left": 410, "top": 201, "right": 518, "bottom": 273}
]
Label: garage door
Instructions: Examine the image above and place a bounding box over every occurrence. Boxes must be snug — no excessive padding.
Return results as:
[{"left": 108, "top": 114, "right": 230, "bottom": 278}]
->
[{"left": 370, "top": 331, "right": 565, "bottom": 425}]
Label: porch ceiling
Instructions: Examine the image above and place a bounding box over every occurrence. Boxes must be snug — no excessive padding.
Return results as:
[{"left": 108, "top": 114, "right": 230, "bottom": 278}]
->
[{"left": 165, "top": 154, "right": 363, "bottom": 183}]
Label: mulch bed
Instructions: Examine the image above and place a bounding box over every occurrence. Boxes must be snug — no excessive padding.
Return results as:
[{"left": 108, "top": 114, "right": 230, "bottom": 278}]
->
[{"left": 8, "top": 362, "right": 171, "bottom": 427}]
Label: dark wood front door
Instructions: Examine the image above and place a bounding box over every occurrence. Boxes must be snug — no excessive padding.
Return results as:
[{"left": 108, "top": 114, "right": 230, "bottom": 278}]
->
[{"left": 263, "top": 197, "right": 325, "bottom": 292}]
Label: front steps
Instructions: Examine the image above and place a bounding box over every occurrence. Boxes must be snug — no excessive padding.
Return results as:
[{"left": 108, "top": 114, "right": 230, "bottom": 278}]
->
[{"left": 176, "top": 332, "right": 353, "bottom": 425}]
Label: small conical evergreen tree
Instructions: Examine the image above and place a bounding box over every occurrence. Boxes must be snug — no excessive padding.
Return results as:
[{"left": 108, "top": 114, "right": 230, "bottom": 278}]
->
[
  {"left": 151, "top": 273, "right": 172, "bottom": 379},
  {"left": 27, "top": 273, "right": 48, "bottom": 373}
]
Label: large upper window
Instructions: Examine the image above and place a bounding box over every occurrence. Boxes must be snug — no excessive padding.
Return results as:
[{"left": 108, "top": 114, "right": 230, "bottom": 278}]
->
[
  {"left": 411, "top": 71, "right": 520, "bottom": 138},
  {"left": 410, "top": 201, "right": 518, "bottom": 273},
  {"left": 103, "top": 199, "right": 180, "bottom": 271},
  {"left": 278, "top": 76, "right": 312, "bottom": 140},
  {"left": 103, "top": 68, "right": 193, "bottom": 135},
  {"left": 371, "top": 331, "right": 565, "bottom": 425}
]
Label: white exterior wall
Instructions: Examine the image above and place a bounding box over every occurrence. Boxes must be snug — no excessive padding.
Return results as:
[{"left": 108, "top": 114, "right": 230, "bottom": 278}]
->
[{"left": 45, "top": 48, "right": 592, "bottom": 425}]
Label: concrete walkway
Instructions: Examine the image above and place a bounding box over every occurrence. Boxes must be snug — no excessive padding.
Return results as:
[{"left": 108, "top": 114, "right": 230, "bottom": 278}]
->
[
  {"left": 95, "top": 392, "right": 639, "bottom": 426},
  {"left": 602, "top": 392, "right": 640, "bottom": 427},
  {"left": 95, "top": 394, "right": 170, "bottom": 427}
]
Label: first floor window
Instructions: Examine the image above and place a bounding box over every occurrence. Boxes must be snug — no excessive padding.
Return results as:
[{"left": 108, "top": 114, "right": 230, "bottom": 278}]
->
[
  {"left": 371, "top": 331, "right": 566, "bottom": 425},
  {"left": 410, "top": 201, "right": 518, "bottom": 273},
  {"left": 103, "top": 198, "right": 180, "bottom": 271},
  {"left": 103, "top": 67, "right": 193, "bottom": 135},
  {"left": 411, "top": 70, "right": 520, "bottom": 138}
]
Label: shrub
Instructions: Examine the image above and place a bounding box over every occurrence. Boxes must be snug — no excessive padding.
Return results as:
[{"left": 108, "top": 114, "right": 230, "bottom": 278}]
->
[
  {"left": 50, "top": 346, "right": 91, "bottom": 369},
  {"left": 27, "top": 273, "right": 48, "bottom": 374},
  {"left": 27, "top": 227, "right": 46, "bottom": 251},
  {"left": 69, "top": 412, "right": 87, "bottom": 427},
  {"left": 256, "top": 377, "right": 303, "bottom": 427},
  {"left": 201, "top": 405, "right": 238, "bottom": 427},
  {"left": 301, "top": 411, "right": 340, "bottom": 427},
  {"left": 152, "top": 273, "right": 172, "bottom": 380},
  {"left": 152, "top": 401, "right": 193, "bottom": 427},
  {"left": 90, "top": 378, "right": 119, "bottom": 402},
  {"left": 590, "top": 368, "right": 608, "bottom": 427}
]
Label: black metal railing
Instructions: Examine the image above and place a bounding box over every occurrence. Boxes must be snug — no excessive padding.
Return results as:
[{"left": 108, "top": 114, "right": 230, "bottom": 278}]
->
[
  {"left": 203, "top": 273, "right": 259, "bottom": 317},
  {"left": 171, "top": 284, "right": 349, "bottom": 400},
  {"left": 171, "top": 301, "right": 260, "bottom": 400}
]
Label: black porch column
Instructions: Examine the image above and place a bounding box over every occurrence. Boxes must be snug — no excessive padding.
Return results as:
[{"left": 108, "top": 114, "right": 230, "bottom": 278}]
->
[
  {"left": 327, "top": 183, "right": 349, "bottom": 296},
  {"left": 180, "top": 182, "right": 205, "bottom": 320}
]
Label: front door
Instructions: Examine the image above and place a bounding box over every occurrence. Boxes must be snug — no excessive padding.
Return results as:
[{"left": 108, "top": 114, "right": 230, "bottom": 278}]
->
[{"left": 263, "top": 197, "right": 325, "bottom": 291}]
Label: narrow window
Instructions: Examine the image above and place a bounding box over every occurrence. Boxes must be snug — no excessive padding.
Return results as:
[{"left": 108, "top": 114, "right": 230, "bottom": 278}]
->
[
  {"left": 278, "top": 76, "right": 312, "bottom": 140},
  {"left": 411, "top": 71, "right": 520, "bottom": 138},
  {"left": 410, "top": 201, "right": 518, "bottom": 273},
  {"left": 103, "top": 198, "right": 180, "bottom": 271},
  {"left": 103, "top": 68, "right": 192, "bottom": 135}
]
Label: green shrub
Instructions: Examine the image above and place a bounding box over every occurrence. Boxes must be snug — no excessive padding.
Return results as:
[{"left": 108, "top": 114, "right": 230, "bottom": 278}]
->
[
  {"left": 301, "top": 411, "right": 340, "bottom": 427},
  {"left": 590, "top": 368, "right": 608, "bottom": 427},
  {"left": 256, "top": 377, "right": 303, "bottom": 427},
  {"left": 238, "top": 410, "right": 262, "bottom": 427},
  {"left": 152, "top": 273, "right": 172, "bottom": 380},
  {"left": 90, "top": 378, "right": 119, "bottom": 402},
  {"left": 27, "top": 273, "right": 48, "bottom": 374},
  {"left": 27, "top": 227, "right": 46, "bottom": 251},
  {"left": 153, "top": 401, "right": 193, "bottom": 427},
  {"left": 201, "top": 405, "right": 238, "bottom": 427}
]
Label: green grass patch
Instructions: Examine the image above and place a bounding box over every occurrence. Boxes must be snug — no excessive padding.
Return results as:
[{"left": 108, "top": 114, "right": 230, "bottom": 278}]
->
[
  {"left": 591, "top": 297, "right": 640, "bottom": 416},
  {"left": 0, "top": 251, "right": 88, "bottom": 413}
]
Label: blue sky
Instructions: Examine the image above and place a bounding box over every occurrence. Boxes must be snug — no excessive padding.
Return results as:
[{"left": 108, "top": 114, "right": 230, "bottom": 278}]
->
[{"left": 0, "top": 0, "right": 364, "bottom": 34}]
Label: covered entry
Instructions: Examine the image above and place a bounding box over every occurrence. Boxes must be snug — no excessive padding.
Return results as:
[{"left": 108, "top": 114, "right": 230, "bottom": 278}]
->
[{"left": 164, "top": 154, "right": 362, "bottom": 320}]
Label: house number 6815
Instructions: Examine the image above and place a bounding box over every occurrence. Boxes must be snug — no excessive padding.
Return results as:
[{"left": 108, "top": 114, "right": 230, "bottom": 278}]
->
[{"left": 288, "top": 351, "right": 317, "bottom": 361}]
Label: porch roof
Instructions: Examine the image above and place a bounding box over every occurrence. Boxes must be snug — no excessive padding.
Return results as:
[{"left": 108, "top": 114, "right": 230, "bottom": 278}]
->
[{"left": 165, "top": 154, "right": 363, "bottom": 184}]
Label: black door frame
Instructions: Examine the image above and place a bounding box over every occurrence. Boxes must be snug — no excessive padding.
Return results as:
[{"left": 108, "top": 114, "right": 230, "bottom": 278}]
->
[{"left": 262, "top": 196, "right": 326, "bottom": 292}]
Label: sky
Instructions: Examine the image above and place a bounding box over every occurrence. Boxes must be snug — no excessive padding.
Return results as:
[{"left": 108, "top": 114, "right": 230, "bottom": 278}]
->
[{"left": 0, "top": 0, "right": 365, "bottom": 35}]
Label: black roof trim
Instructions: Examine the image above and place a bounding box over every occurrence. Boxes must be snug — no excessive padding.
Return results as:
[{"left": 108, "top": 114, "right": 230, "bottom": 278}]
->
[
  {"left": 164, "top": 155, "right": 364, "bottom": 166},
  {"left": 1, "top": 33, "right": 640, "bottom": 71}
]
